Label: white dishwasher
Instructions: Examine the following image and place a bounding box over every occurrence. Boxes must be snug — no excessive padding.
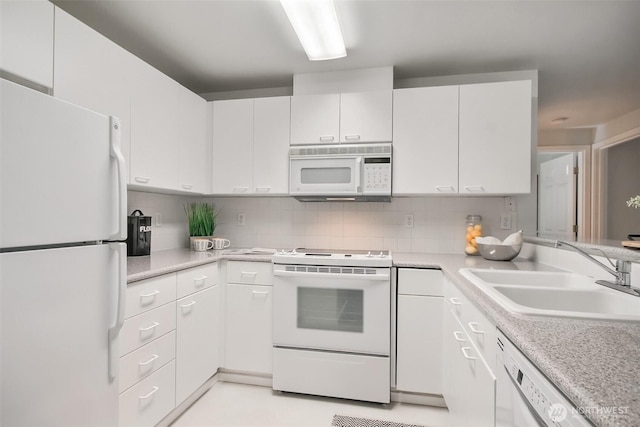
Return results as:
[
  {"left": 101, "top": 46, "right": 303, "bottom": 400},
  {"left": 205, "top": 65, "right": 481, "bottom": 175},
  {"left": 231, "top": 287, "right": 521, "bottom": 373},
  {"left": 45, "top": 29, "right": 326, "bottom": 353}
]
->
[{"left": 496, "top": 330, "right": 592, "bottom": 427}]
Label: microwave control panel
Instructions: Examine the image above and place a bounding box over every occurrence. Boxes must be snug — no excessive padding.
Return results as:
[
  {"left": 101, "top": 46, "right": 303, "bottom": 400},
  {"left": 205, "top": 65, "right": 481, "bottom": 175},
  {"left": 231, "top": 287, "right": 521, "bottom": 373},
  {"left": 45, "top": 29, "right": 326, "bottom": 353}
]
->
[{"left": 363, "top": 157, "right": 391, "bottom": 192}]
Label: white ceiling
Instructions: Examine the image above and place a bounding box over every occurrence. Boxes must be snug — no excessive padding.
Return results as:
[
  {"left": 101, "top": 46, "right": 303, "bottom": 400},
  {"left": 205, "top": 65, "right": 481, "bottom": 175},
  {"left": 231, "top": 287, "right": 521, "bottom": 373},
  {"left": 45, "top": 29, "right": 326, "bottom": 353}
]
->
[{"left": 52, "top": 0, "right": 640, "bottom": 130}]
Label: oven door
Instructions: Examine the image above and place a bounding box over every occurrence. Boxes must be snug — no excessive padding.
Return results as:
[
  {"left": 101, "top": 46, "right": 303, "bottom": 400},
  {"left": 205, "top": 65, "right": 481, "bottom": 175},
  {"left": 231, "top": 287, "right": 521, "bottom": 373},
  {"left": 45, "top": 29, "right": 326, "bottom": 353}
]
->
[
  {"left": 289, "top": 156, "right": 362, "bottom": 196},
  {"left": 273, "top": 265, "right": 390, "bottom": 355}
]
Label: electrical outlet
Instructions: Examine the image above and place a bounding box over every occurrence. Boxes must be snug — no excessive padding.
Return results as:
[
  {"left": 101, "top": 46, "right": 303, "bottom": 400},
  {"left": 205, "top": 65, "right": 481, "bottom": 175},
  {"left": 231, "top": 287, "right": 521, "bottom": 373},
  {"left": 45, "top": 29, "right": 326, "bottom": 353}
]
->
[
  {"left": 237, "top": 212, "right": 246, "bottom": 226},
  {"left": 405, "top": 214, "right": 414, "bottom": 228},
  {"left": 155, "top": 213, "right": 162, "bottom": 227},
  {"left": 500, "top": 214, "right": 512, "bottom": 230},
  {"left": 504, "top": 196, "right": 516, "bottom": 213}
]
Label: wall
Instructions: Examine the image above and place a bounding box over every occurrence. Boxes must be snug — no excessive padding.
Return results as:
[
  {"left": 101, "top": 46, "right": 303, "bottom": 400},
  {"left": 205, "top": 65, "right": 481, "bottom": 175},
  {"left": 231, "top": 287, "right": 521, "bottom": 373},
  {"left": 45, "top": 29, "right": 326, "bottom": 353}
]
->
[
  {"left": 538, "top": 129, "right": 594, "bottom": 146},
  {"left": 206, "top": 196, "right": 522, "bottom": 254},
  {"left": 128, "top": 191, "right": 196, "bottom": 252},
  {"left": 606, "top": 137, "right": 640, "bottom": 240}
]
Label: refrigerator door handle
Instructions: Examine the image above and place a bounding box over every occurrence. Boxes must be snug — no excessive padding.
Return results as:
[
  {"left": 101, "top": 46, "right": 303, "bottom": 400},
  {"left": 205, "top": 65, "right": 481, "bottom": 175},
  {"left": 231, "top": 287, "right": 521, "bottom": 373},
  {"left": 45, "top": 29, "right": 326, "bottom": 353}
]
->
[
  {"left": 109, "top": 117, "right": 127, "bottom": 241},
  {"left": 108, "top": 243, "right": 126, "bottom": 382}
]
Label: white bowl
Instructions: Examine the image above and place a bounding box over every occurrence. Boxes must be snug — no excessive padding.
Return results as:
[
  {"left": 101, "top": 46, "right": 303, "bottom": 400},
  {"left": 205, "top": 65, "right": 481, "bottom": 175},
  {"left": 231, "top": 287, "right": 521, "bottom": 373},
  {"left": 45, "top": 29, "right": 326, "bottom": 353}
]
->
[{"left": 477, "top": 243, "right": 522, "bottom": 261}]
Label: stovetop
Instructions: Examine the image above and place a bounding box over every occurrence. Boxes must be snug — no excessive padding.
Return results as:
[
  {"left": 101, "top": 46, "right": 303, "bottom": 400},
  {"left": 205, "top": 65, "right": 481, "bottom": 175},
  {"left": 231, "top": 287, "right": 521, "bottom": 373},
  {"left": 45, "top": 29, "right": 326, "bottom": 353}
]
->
[{"left": 272, "top": 248, "right": 392, "bottom": 267}]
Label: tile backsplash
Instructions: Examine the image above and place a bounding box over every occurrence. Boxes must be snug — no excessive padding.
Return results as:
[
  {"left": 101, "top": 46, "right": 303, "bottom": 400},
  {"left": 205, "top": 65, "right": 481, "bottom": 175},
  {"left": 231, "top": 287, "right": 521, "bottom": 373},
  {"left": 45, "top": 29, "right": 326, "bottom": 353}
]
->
[{"left": 129, "top": 191, "right": 525, "bottom": 254}]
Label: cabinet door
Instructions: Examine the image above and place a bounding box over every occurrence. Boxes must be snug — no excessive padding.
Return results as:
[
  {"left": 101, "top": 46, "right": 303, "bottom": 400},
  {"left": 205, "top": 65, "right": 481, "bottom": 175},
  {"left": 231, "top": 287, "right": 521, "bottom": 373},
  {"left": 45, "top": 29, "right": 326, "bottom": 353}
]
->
[
  {"left": 393, "top": 86, "right": 459, "bottom": 194},
  {"left": 224, "top": 283, "right": 273, "bottom": 374},
  {"left": 130, "top": 59, "right": 181, "bottom": 191},
  {"left": 442, "top": 305, "right": 466, "bottom": 427},
  {"left": 340, "top": 91, "right": 392, "bottom": 143},
  {"left": 459, "top": 80, "right": 532, "bottom": 194},
  {"left": 178, "top": 89, "right": 208, "bottom": 193},
  {"left": 253, "top": 96, "right": 291, "bottom": 194},
  {"left": 212, "top": 99, "right": 253, "bottom": 194},
  {"left": 53, "top": 6, "right": 133, "bottom": 183},
  {"left": 176, "top": 285, "right": 220, "bottom": 405},
  {"left": 396, "top": 295, "right": 443, "bottom": 394},
  {"left": 290, "top": 93, "right": 340, "bottom": 145},
  {"left": 0, "top": 0, "right": 53, "bottom": 89}
]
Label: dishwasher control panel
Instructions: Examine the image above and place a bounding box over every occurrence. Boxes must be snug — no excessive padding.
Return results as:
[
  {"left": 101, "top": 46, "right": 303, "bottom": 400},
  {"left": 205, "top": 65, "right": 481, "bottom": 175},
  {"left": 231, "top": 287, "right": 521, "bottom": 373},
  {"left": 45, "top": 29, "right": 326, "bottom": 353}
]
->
[{"left": 497, "top": 331, "right": 591, "bottom": 427}]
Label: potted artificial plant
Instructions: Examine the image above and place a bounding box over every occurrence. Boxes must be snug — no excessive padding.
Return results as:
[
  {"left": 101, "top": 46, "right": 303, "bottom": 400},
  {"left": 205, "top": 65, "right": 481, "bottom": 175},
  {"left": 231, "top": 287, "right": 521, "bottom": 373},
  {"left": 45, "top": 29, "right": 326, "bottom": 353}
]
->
[{"left": 185, "top": 202, "right": 217, "bottom": 250}]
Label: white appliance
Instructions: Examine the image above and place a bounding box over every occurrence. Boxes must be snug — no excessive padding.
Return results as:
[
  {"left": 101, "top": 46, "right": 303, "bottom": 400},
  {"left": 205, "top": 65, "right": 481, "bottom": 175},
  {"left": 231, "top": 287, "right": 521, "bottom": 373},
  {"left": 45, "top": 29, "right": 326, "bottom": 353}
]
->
[
  {"left": 0, "top": 78, "right": 126, "bottom": 426},
  {"left": 496, "top": 330, "right": 591, "bottom": 427},
  {"left": 272, "top": 249, "right": 391, "bottom": 403},
  {"left": 289, "top": 143, "right": 392, "bottom": 202}
]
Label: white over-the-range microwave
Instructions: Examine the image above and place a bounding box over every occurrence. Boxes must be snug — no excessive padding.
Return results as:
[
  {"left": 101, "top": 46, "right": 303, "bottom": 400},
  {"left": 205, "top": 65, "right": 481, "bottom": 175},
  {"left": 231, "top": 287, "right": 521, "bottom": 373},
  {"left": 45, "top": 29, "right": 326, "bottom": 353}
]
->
[{"left": 289, "top": 143, "right": 392, "bottom": 202}]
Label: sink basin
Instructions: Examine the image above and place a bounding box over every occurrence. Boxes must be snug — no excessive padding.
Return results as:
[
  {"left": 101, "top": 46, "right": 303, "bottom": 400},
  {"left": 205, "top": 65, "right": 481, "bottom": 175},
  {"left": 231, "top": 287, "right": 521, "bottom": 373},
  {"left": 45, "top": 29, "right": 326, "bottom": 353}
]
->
[
  {"left": 465, "top": 269, "right": 599, "bottom": 289},
  {"left": 459, "top": 268, "right": 640, "bottom": 322}
]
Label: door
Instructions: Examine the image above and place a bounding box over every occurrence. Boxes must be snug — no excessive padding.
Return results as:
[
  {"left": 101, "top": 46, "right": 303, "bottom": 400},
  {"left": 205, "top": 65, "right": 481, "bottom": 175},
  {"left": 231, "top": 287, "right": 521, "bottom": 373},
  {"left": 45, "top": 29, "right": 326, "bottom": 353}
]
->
[
  {"left": 289, "top": 157, "right": 360, "bottom": 196},
  {"left": 0, "top": 78, "right": 126, "bottom": 247},
  {"left": 538, "top": 153, "right": 577, "bottom": 239},
  {"left": 0, "top": 244, "right": 122, "bottom": 427},
  {"left": 273, "top": 267, "right": 390, "bottom": 354}
]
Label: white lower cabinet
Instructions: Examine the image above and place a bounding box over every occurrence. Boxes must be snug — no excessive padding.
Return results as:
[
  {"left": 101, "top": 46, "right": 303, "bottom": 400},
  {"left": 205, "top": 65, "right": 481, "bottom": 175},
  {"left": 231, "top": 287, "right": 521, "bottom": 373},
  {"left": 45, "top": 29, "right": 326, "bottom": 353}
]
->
[
  {"left": 396, "top": 268, "right": 444, "bottom": 395},
  {"left": 120, "top": 262, "right": 219, "bottom": 426},
  {"left": 224, "top": 261, "right": 273, "bottom": 374},
  {"left": 225, "top": 283, "right": 273, "bottom": 374},
  {"left": 442, "top": 279, "right": 496, "bottom": 426},
  {"left": 119, "top": 360, "right": 176, "bottom": 427},
  {"left": 176, "top": 285, "right": 220, "bottom": 405}
]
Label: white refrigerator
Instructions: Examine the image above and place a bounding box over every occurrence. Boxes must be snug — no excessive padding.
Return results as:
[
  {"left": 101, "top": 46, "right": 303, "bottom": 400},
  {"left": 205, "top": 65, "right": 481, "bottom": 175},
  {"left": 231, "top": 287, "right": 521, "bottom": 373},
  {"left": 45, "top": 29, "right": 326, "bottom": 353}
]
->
[{"left": 0, "top": 78, "right": 126, "bottom": 426}]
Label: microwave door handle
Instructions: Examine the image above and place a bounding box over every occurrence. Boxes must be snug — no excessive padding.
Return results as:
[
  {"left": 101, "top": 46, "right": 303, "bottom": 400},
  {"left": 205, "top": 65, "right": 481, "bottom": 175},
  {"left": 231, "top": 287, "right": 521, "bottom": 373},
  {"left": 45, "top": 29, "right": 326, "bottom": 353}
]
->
[{"left": 355, "top": 157, "right": 363, "bottom": 193}]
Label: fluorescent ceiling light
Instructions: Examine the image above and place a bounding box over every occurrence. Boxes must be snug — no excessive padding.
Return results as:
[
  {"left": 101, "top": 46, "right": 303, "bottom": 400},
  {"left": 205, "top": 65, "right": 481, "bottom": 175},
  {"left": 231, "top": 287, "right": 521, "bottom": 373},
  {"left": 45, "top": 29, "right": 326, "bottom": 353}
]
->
[{"left": 280, "top": 0, "right": 346, "bottom": 61}]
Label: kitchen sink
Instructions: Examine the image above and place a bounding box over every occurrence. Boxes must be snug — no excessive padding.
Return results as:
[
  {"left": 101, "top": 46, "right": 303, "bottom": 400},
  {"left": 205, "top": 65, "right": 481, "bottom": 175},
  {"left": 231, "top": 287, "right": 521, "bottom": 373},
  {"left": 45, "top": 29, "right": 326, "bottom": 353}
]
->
[
  {"left": 459, "top": 268, "right": 640, "bottom": 322},
  {"left": 464, "top": 269, "right": 598, "bottom": 289}
]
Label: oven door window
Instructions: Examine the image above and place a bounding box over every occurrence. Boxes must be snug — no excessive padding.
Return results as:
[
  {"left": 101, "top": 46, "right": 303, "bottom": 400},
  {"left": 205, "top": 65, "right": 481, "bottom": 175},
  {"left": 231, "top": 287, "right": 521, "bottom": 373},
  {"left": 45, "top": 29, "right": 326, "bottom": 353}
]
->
[{"left": 297, "top": 287, "right": 363, "bottom": 333}]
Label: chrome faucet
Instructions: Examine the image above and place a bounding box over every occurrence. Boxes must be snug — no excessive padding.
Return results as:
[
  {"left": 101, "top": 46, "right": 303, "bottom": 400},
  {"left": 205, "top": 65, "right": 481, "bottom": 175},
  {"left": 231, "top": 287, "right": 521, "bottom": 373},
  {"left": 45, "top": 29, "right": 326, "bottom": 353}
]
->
[{"left": 555, "top": 241, "right": 639, "bottom": 297}]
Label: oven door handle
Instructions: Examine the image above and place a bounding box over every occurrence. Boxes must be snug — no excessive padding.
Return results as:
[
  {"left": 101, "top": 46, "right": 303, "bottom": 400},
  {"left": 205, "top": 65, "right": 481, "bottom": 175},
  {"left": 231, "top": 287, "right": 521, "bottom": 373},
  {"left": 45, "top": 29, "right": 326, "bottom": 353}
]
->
[{"left": 273, "top": 270, "right": 389, "bottom": 281}]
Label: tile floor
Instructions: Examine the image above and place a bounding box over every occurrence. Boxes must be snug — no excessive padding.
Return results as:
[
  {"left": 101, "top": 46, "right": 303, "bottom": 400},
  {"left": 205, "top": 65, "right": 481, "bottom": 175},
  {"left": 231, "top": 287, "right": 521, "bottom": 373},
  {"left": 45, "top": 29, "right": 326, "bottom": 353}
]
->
[{"left": 171, "top": 382, "right": 449, "bottom": 427}]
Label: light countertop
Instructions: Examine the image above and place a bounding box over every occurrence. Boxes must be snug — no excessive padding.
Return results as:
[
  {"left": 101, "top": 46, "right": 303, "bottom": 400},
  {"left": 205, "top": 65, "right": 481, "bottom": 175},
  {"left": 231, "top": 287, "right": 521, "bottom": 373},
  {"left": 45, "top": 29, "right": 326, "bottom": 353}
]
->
[{"left": 127, "top": 248, "right": 640, "bottom": 426}]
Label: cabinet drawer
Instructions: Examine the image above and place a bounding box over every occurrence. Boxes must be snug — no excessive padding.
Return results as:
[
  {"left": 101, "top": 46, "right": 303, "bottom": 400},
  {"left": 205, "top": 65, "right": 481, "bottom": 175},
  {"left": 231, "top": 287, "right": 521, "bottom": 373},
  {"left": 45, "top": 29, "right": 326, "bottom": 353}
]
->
[
  {"left": 398, "top": 268, "right": 443, "bottom": 296},
  {"left": 120, "top": 302, "right": 176, "bottom": 356},
  {"left": 176, "top": 262, "right": 218, "bottom": 299},
  {"left": 119, "top": 360, "right": 176, "bottom": 427},
  {"left": 119, "top": 331, "right": 176, "bottom": 393},
  {"left": 126, "top": 274, "right": 176, "bottom": 319},
  {"left": 226, "top": 261, "right": 272, "bottom": 285}
]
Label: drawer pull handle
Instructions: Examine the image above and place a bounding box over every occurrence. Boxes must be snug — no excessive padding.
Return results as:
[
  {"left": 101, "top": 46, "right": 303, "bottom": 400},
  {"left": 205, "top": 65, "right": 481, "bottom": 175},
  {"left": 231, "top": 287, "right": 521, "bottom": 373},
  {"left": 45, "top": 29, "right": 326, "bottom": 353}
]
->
[
  {"left": 449, "top": 297, "right": 462, "bottom": 306},
  {"left": 344, "top": 134, "right": 361, "bottom": 141},
  {"left": 181, "top": 300, "right": 197, "bottom": 308},
  {"left": 453, "top": 331, "right": 466, "bottom": 342},
  {"left": 134, "top": 176, "right": 150, "bottom": 184},
  {"left": 319, "top": 135, "right": 335, "bottom": 142},
  {"left": 255, "top": 187, "right": 271, "bottom": 193},
  {"left": 464, "top": 185, "right": 486, "bottom": 193},
  {"left": 139, "top": 290, "right": 160, "bottom": 305},
  {"left": 233, "top": 187, "right": 248, "bottom": 193},
  {"left": 436, "top": 186, "right": 456, "bottom": 192},
  {"left": 139, "top": 322, "right": 159, "bottom": 332},
  {"left": 194, "top": 276, "right": 207, "bottom": 287},
  {"left": 181, "top": 184, "right": 192, "bottom": 190},
  {"left": 468, "top": 322, "right": 485, "bottom": 335},
  {"left": 138, "top": 354, "right": 159, "bottom": 367},
  {"left": 241, "top": 271, "right": 258, "bottom": 276},
  {"left": 252, "top": 291, "right": 269, "bottom": 299},
  {"left": 461, "top": 347, "right": 476, "bottom": 360},
  {"left": 139, "top": 386, "right": 159, "bottom": 400}
]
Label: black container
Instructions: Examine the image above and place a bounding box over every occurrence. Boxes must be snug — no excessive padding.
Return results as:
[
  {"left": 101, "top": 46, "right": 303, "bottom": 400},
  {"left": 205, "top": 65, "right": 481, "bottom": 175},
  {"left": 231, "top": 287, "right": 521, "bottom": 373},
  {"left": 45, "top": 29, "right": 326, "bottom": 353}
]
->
[{"left": 127, "top": 209, "right": 151, "bottom": 256}]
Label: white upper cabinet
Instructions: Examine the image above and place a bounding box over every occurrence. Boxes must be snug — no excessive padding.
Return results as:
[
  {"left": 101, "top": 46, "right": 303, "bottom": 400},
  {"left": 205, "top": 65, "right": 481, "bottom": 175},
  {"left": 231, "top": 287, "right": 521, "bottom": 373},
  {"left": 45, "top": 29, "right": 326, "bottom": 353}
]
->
[
  {"left": 290, "top": 91, "right": 392, "bottom": 145},
  {"left": 0, "top": 0, "right": 54, "bottom": 89},
  {"left": 178, "top": 90, "right": 208, "bottom": 194},
  {"left": 290, "top": 94, "right": 340, "bottom": 144},
  {"left": 253, "top": 97, "right": 291, "bottom": 194},
  {"left": 340, "top": 91, "right": 392, "bottom": 143},
  {"left": 212, "top": 97, "right": 290, "bottom": 195},
  {"left": 129, "top": 60, "right": 181, "bottom": 191},
  {"left": 393, "top": 80, "right": 532, "bottom": 196},
  {"left": 53, "top": 6, "right": 134, "bottom": 183},
  {"left": 212, "top": 99, "right": 254, "bottom": 194},
  {"left": 459, "top": 80, "right": 532, "bottom": 194},
  {"left": 393, "top": 86, "right": 459, "bottom": 195}
]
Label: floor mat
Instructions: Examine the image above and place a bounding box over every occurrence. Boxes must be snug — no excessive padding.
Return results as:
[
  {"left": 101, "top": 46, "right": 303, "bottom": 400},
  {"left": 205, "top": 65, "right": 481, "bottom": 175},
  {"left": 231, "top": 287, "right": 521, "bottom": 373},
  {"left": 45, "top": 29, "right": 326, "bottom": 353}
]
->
[{"left": 332, "top": 415, "right": 429, "bottom": 427}]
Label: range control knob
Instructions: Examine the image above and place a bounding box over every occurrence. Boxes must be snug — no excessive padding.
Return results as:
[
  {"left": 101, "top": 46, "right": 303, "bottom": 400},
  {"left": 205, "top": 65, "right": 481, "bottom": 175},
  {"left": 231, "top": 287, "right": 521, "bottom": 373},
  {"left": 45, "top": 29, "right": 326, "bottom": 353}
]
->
[
  {"left": 366, "top": 251, "right": 373, "bottom": 258},
  {"left": 379, "top": 252, "right": 386, "bottom": 258}
]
